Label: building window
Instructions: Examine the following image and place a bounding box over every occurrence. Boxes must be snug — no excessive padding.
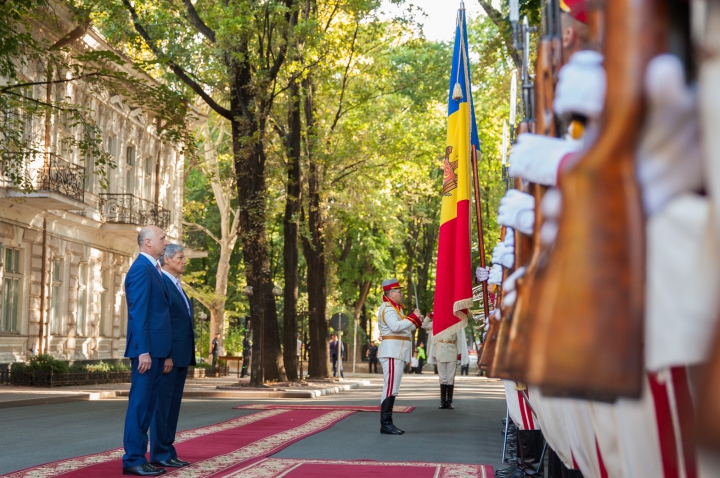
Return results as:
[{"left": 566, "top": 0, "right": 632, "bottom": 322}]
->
[
  {"left": 104, "top": 136, "right": 115, "bottom": 192},
  {"left": 2, "top": 247, "right": 21, "bottom": 333},
  {"left": 125, "top": 146, "right": 135, "bottom": 195},
  {"left": 49, "top": 259, "right": 63, "bottom": 335},
  {"left": 105, "top": 136, "right": 115, "bottom": 157},
  {"left": 77, "top": 263, "right": 87, "bottom": 336},
  {"left": 101, "top": 267, "right": 111, "bottom": 337},
  {"left": 120, "top": 272, "right": 127, "bottom": 337},
  {"left": 144, "top": 156, "right": 154, "bottom": 201},
  {"left": 84, "top": 155, "right": 94, "bottom": 194}
]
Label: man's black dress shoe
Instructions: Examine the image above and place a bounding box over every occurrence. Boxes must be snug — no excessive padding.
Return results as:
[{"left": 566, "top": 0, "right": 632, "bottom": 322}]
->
[
  {"left": 122, "top": 463, "right": 167, "bottom": 476},
  {"left": 151, "top": 458, "right": 190, "bottom": 468}
]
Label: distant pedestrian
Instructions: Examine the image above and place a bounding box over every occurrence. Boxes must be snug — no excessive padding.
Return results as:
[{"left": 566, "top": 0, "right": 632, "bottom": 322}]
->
[
  {"left": 367, "top": 341, "right": 379, "bottom": 373},
  {"left": 211, "top": 333, "right": 220, "bottom": 367},
  {"left": 329, "top": 334, "right": 344, "bottom": 378},
  {"left": 240, "top": 335, "right": 251, "bottom": 378},
  {"left": 411, "top": 351, "right": 419, "bottom": 374},
  {"left": 416, "top": 342, "right": 426, "bottom": 374}
]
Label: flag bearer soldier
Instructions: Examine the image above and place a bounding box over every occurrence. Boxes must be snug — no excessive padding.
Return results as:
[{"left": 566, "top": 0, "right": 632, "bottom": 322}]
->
[
  {"left": 377, "top": 278, "right": 423, "bottom": 435},
  {"left": 421, "top": 313, "right": 469, "bottom": 410}
]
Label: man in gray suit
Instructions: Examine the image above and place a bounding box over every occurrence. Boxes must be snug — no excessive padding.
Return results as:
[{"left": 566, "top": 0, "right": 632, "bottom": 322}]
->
[{"left": 149, "top": 244, "right": 195, "bottom": 469}]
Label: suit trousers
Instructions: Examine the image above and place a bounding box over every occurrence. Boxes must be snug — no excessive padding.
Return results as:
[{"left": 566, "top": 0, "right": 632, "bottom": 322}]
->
[
  {"left": 380, "top": 357, "right": 404, "bottom": 404},
  {"left": 368, "top": 357, "right": 378, "bottom": 373},
  {"left": 123, "top": 357, "right": 166, "bottom": 467},
  {"left": 437, "top": 361, "right": 457, "bottom": 385},
  {"left": 150, "top": 366, "right": 189, "bottom": 462}
]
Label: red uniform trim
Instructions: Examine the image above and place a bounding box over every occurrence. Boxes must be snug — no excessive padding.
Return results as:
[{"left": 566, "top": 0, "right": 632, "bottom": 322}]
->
[
  {"left": 386, "top": 360, "right": 395, "bottom": 399},
  {"left": 649, "top": 372, "right": 680, "bottom": 478},
  {"left": 671, "top": 366, "right": 698, "bottom": 478},
  {"left": 595, "top": 437, "right": 608, "bottom": 478}
]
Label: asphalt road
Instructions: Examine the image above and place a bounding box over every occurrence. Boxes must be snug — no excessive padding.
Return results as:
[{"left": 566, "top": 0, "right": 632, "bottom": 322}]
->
[{"left": 0, "top": 375, "right": 507, "bottom": 475}]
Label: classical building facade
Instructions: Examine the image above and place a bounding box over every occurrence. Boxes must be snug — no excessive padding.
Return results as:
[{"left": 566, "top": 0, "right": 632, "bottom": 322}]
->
[{"left": 0, "top": 18, "right": 185, "bottom": 363}]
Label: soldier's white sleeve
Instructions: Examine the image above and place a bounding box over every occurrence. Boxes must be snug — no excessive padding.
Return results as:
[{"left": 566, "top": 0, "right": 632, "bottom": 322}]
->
[{"left": 382, "top": 306, "right": 417, "bottom": 333}]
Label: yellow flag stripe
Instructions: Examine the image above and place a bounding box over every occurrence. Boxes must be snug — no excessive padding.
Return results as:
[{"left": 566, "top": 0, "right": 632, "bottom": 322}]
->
[{"left": 441, "top": 103, "right": 472, "bottom": 225}]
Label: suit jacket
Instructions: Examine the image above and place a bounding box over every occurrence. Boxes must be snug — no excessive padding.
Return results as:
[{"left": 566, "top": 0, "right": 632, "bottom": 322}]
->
[
  {"left": 162, "top": 272, "right": 196, "bottom": 367},
  {"left": 124, "top": 254, "right": 172, "bottom": 359}
]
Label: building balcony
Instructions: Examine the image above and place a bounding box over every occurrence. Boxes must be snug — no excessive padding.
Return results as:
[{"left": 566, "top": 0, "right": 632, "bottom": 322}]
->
[
  {"left": 99, "top": 193, "right": 171, "bottom": 230},
  {"left": 0, "top": 153, "right": 86, "bottom": 209}
]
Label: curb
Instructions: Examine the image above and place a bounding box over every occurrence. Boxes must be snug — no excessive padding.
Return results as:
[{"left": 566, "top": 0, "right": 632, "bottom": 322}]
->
[
  {"left": 213, "top": 380, "right": 369, "bottom": 398},
  {"left": 0, "top": 380, "right": 372, "bottom": 408},
  {"left": 0, "top": 391, "right": 119, "bottom": 409}
]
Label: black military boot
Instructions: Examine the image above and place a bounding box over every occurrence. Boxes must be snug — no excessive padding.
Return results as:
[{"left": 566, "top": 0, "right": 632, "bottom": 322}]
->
[
  {"left": 380, "top": 396, "right": 404, "bottom": 435},
  {"left": 512, "top": 429, "right": 544, "bottom": 477},
  {"left": 446, "top": 384, "right": 455, "bottom": 409},
  {"left": 438, "top": 384, "right": 447, "bottom": 409},
  {"left": 547, "top": 448, "right": 564, "bottom": 478},
  {"left": 387, "top": 396, "right": 404, "bottom": 434},
  {"left": 562, "top": 467, "right": 584, "bottom": 478},
  {"left": 495, "top": 420, "right": 518, "bottom": 478}
]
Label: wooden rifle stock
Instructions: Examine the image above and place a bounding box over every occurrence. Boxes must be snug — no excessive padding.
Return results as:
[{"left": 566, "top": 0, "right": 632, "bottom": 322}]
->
[
  {"left": 478, "top": 227, "right": 506, "bottom": 369},
  {"left": 495, "top": 31, "right": 558, "bottom": 381},
  {"left": 525, "top": 0, "right": 667, "bottom": 399},
  {"left": 491, "top": 178, "right": 533, "bottom": 378}
]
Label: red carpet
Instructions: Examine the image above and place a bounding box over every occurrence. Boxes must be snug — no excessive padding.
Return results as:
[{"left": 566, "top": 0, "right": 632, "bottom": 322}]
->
[
  {"left": 229, "top": 458, "right": 495, "bottom": 477},
  {"left": 2, "top": 409, "right": 355, "bottom": 477},
  {"left": 233, "top": 404, "right": 416, "bottom": 413}
]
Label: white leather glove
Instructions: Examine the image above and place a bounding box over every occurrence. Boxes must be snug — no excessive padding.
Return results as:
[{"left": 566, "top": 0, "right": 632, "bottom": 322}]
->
[
  {"left": 509, "top": 134, "right": 582, "bottom": 186},
  {"left": 500, "top": 247, "right": 514, "bottom": 268},
  {"left": 539, "top": 188, "right": 562, "bottom": 245},
  {"left": 498, "top": 190, "right": 535, "bottom": 235},
  {"left": 554, "top": 51, "right": 606, "bottom": 120},
  {"left": 499, "top": 230, "right": 515, "bottom": 268},
  {"left": 488, "top": 264, "right": 503, "bottom": 285},
  {"left": 475, "top": 266, "right": 489, "bottom": 282},
  {"left": 503, "top": 228, "right": 515, "bottom": 246},
  {"left": 501, "top": 267, "right": 527, "bottom": 308},
  {"left": 421, "top": 317, "right": 433, "bottom": 330},
  {"left": 636, "top": 54, "right": 703, "bottom": 217},
  {"left": 491, "top": 244, "right": 506, "bottom": 265}
]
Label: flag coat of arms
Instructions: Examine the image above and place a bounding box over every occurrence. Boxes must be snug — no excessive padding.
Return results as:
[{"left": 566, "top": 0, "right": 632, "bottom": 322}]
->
[{"left": 432, "top": 6, "right": 479, "bottom": 340}]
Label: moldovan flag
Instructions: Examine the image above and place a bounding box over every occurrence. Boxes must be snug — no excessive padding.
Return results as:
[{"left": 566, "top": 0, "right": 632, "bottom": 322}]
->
[{"left": 432, "top": 6, "right": 479, "bottom": 340}]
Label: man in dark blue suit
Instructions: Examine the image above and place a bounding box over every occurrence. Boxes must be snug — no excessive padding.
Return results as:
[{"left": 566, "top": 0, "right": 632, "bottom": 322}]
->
[
  {"left": 122, "top": 226, "right": 172, "bottom": 476},
  {"left": 150, "top": 244, "right": 195, "bottom": 468}
]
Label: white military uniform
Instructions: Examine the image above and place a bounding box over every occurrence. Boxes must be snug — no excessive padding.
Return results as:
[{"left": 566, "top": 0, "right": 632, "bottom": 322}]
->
[
  {"left": 422, "top": 320, "right": 469, "bottom": 385},
  {"left": 377, "top": 300, "right": 418, "bottom": 403}
]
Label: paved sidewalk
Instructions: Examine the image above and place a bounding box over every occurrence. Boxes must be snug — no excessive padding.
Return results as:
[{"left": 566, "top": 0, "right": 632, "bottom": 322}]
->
[{"left": 0, "top": 375, "right": 372, "bottom": 408}]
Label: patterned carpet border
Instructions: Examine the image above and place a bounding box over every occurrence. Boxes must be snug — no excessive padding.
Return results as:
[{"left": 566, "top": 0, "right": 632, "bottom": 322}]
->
[
  {"left": 159, "top": 410, "right": 356, "bottom": 477},
  {"left": 0, "top": 409, "right": 355, "bottom": 478},
  {"left": 222, "top": 458, "right": 495, "bottom": 478},
  {"left": 233, "top": 404, "right": 415, "bottom": 413}
]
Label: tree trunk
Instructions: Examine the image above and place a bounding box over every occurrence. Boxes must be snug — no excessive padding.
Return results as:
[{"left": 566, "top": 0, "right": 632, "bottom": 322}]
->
[
  {"left": 282, "top": 78, "right": 302, "bottom": 381},
  {"left": 301, "top": 74, "right": 329, "bottom": 378},
  {"left": 232, "top": 118, "right": 286, "bottom": 385},
  {"left": 198, "top": 119, "right": 239, "bottom": 361},
  {"left": 207, "top": 237, "right": 233, "bottom": 359},
  {"left": 352, "top": 279, "right": 372, "bottom": 361}
]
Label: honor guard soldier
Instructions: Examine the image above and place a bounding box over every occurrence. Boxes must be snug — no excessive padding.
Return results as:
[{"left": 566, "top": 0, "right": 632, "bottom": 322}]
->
[
  {"left": 421, "top": 313, "right": 469, "bottom": 409},
  {"left": 377, "top": 278, "right": 423, "bottom": 435}
]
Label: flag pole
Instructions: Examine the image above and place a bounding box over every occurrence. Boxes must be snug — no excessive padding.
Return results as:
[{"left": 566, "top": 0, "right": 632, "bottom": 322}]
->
[
  {"left": 471, "top": 147, "right": 490, "bottom": 325},
  {"left": 457, "top": 6, "right": 491, "bottom": 326}
]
